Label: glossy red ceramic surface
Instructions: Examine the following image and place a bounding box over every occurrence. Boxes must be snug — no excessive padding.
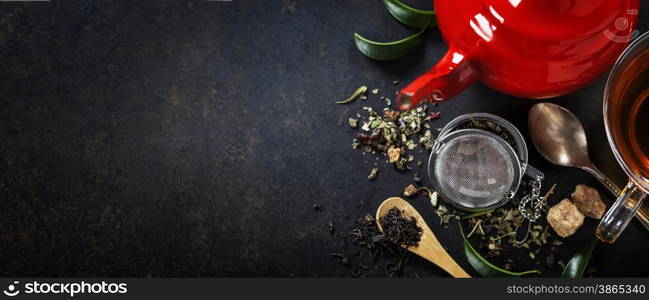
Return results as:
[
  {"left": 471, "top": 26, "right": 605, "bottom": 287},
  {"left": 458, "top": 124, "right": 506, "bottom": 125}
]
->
[{"left": 397, "top": 0, "right": 640, "bottom": 110}]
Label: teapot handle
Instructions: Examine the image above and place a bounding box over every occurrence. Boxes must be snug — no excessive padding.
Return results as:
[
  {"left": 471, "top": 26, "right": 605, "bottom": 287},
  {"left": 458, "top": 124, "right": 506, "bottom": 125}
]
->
[{"left": 397, "top": 48, "right": 477, "bottom": 110}]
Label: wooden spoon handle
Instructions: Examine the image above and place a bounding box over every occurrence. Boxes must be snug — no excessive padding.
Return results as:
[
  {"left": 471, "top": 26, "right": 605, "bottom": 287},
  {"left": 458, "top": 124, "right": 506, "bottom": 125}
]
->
[
  {"left": 438, "top": 257, "right": 471, "bottom": 278},
  {"left": 415, "top": 238, "right": 471, "bottom": 278}
]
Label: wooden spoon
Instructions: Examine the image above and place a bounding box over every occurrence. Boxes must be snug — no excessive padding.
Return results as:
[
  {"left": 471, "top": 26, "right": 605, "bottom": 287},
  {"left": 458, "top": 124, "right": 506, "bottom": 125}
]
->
[{"left": 376, "top": 197, "right": 471, "bottom": 278}]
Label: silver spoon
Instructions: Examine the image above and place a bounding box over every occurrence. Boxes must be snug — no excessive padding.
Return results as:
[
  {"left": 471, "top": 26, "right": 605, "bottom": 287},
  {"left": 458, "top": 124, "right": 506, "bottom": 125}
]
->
[
  {"left": 528, "top": 102, "right": 649, "bottom": 229},
  {"left": 528, "top": 103, "right": 620, "bottom": 195}
]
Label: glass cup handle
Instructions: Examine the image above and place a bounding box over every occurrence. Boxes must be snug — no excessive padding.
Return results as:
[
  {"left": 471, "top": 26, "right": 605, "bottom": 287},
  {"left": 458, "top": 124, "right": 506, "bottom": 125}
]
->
[{"left": 596, "top": 181, "right": 647, "bottom": 243}]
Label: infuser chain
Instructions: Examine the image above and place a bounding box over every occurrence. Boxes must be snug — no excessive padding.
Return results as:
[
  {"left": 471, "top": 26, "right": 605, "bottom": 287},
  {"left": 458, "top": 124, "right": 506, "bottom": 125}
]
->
[
  {"left": 519, "top": 175, "right": 546, "bottom": 222},
  {"left": 515, "top": 175, "right": 546, "bottom": 244}
]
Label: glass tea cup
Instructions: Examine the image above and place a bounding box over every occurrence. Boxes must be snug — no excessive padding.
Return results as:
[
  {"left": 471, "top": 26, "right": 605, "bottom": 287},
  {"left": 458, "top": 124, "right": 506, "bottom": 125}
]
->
[{"left": 596, "top": 31, "right": 649, "bottom": 243}]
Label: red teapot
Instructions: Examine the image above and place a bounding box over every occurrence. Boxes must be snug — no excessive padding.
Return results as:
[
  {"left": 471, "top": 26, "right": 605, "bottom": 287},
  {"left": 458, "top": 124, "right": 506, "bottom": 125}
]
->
[{"left": 397, "top": 0, "right": 640, "bottom": 110}]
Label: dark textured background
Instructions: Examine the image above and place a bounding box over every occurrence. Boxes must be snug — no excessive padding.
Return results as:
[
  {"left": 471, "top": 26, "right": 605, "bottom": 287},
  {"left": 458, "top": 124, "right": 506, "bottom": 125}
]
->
[{"left": 0, "top": 0, "right": 648, "bottom": 277}]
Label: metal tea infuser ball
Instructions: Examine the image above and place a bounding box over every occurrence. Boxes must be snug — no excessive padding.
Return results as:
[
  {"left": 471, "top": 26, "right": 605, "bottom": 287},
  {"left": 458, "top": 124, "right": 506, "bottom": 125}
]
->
[{"left": 428, "top": 113, "right": 547, "bottom": 241}]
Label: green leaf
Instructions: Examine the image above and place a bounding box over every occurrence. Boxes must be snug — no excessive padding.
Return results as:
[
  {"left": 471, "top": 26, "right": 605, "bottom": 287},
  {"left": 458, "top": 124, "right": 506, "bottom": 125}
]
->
[
  {"left": 561, "top": 239, "right": 598, "bottom": 278},
  {"left": 336, "top": 85, "right": 367, "bottom": 104},
  {"left": 459, "top": 223, "right": 539, "bottom": 277},
  {"left": 353, "top": 25, "right": 427, "bottom": 61},
  {"left": 383, "top": 0, "right": 436, "bottom": 29}
]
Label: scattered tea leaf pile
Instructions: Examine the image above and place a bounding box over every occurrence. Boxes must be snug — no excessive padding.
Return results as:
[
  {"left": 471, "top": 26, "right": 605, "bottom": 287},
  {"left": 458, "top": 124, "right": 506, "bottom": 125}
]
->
[
  {"left": 338, "top": 85, "right": 440, "bottom": 179},
  {"left": 335, "top": 208, "right": 422, "bottom": 277},
  {"left": 339, "top": 214, "right": 410, "bottom": 277},
  {"left": 462, "top": 183, "right": 564, "bottom": 272},
  {"left": 351, "top": 104, "right": 437, "bottom": 172}
]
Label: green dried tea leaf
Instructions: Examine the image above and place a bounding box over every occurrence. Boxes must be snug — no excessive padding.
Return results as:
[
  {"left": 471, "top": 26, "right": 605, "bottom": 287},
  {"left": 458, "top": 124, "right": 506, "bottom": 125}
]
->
[
  {"left": 353, "top": 24, "right": 427, "bottom": 61},
  {"left": 460, "top": 224, "right": 539, "bottom": 277},
  {"left": 418, "top": 130, "right": 434, "bottom": 150},
  {"left": 462, "top": 209, "right": 495, "bottom": 220},
  {"left": 368, "top": 167, "right": 379, "bottom": 181},
  {"left": 351, "top": 138, "right": 361, "bottom": 149},
  {"left": 561, "top": 239, "right": 598, "bottom": 278},
  {"left": 405, "top": 140, "right": 416, "bottom": 150},
  {"left": 337, "top": 85, "right": 368, "bottom": 104},
  {"left": 348, "top": 118, "right": 358, "bottom": 128},
  {"left": 383, "top": 0, "right": 436, "bottom": 29},
  {"left": 430, "top": 191, "right": 438, "bottom": 207}
]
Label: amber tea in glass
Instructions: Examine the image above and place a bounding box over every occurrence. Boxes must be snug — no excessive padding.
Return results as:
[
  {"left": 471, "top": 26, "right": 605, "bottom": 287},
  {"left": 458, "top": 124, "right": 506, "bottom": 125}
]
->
[
  {"left": 597, "top": 32, "right": 649, "bottom": 243},
  {"left": 607, "top": 51, "right": 649, "bottom": 180}
]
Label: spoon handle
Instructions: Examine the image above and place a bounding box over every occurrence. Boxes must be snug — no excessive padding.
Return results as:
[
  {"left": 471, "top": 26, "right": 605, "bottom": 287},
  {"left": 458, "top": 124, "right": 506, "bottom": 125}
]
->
[
  {"left": 581, "top": 164, "right": 621, "bottom": 196},
  {"left": 414, "top": 237, "right": 471, "bottom": 278}
]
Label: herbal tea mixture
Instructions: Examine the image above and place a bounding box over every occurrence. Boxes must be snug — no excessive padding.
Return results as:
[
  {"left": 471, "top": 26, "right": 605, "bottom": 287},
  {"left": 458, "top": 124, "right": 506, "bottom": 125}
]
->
[
  {"left": 460, "top": 185, "right": 560, "bottom": 271},
  {"left": 340, "top": 85, "right": 439, "bottom": 176}
]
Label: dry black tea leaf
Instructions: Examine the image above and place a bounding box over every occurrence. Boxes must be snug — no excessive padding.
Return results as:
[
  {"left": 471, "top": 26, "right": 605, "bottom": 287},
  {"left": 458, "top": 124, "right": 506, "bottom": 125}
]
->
[{"left": 379, "top": 208, "right": 422, "bottom": 247}]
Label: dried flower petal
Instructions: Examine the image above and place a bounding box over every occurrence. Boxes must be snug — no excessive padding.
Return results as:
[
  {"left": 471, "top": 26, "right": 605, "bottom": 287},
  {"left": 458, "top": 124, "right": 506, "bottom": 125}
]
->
[
  {"left": 387, "top": 147, "right": 402, "bottom": 163},
  {"left": 356, "top": 132, "right": 382, "bottom": 144},
  {"left": 424, "top": 112, "right": 441, "bottom": 121},
  {"left": 403, "top": 184, "right": 418, "bottom": 197}
]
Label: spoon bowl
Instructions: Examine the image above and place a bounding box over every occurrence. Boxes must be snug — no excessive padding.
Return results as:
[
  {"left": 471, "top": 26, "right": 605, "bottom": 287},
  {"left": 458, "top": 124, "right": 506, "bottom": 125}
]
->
[
  {"left": 528, "top": 103, "right": 592, "bottom": 168},
  {"left": 376, "top": 197, "right": 471, "bottom": 278}
]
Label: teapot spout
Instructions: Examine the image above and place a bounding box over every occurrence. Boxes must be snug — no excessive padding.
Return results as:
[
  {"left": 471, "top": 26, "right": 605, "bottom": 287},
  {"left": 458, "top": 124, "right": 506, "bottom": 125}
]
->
[{"left": 397, "top": 49, "right": 477, "bottom": 110}]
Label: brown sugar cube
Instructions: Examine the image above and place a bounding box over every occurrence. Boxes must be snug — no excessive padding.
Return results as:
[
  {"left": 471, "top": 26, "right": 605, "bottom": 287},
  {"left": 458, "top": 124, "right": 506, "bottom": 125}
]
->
[
  {"left": 571, "top": 184, "right": 606, "bottom": 219},
  {"left": 547, "top": 199, "right": 585, "bottom": 238}
]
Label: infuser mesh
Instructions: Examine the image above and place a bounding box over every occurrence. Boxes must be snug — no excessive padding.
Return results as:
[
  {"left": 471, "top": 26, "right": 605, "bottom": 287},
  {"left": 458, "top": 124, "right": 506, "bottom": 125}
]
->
[{"left": 434, "top": 133, "right": 516, "bottom": 209}]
